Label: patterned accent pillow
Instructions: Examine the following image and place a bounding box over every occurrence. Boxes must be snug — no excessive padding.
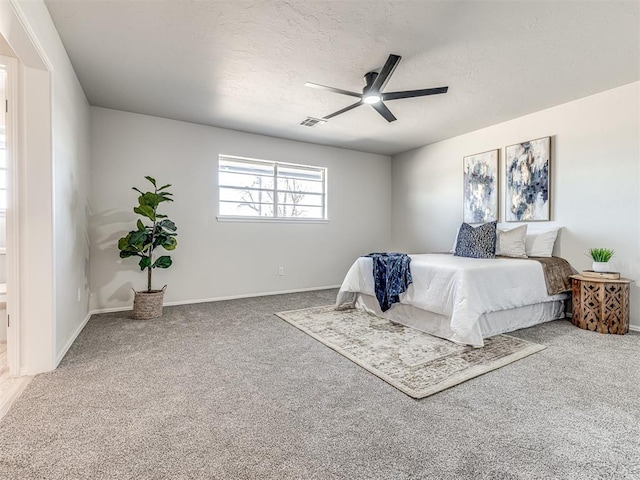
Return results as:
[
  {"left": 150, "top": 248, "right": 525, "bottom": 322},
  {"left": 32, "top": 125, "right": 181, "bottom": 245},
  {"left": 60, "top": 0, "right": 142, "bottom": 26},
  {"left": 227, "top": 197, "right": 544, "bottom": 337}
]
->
[{"left": 454, "top": 221, "right": 497, "bottom": 259}]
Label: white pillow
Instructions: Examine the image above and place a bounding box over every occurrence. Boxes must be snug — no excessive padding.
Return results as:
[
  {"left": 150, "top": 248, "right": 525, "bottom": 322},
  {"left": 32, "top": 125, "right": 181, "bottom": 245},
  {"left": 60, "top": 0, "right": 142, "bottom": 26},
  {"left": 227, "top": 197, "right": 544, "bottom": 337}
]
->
[
  {"left": 496, "top": 225, "right": 528, "bottom": 258},
  {"left": 525, "top": 227, "right": 560, "bottom": 257},
  {"left": 450, "top": 227, "right": 460, "bottom": 253}
]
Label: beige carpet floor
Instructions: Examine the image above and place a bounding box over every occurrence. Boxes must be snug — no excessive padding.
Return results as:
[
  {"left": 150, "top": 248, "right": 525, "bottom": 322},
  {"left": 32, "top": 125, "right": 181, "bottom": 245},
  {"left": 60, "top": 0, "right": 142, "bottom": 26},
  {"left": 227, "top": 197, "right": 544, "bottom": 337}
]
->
[{"left": 0, "top": 289, "right": 639, "bottom": 479}]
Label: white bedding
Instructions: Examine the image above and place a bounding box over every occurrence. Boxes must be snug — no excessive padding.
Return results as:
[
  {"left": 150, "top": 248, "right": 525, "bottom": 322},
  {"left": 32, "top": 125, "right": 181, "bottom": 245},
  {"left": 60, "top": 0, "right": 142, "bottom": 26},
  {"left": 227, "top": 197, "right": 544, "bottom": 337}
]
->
[{"left": 335, "top": 254, "right": 568, "bottom": 347}]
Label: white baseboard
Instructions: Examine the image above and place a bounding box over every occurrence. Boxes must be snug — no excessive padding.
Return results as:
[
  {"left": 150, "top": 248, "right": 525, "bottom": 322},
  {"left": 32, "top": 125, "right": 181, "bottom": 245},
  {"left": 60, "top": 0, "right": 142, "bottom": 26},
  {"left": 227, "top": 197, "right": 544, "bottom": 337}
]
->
[
  {"left": 55, "top": 311, "right": 92, "bottom": 367},
  {"left": 90, "top": 305, "right": 135, "bottom": 315},
  {"left": 90, "top": 285, "right": 341, "bottom": 316}
]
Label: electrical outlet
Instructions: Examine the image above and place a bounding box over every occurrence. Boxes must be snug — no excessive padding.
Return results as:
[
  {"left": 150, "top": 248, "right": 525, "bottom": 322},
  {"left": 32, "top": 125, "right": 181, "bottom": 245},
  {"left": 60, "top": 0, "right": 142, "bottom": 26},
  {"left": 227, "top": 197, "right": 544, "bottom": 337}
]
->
[
  {"left": 278, "top": 266, "right": 285, "bottom": 276},
  {"left": 77, "top": 287, "right": 81, "bottom": 302}
]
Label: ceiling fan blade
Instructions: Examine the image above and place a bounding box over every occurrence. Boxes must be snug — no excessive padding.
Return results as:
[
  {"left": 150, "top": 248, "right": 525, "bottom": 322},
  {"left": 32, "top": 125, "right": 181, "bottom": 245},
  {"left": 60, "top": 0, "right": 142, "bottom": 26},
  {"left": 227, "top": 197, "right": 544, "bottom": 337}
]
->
[
  {"left": 371, "top": 102, "right": 397, "bottom": 122},
  {"left": 323, "top": 100, "right": 364, "bottom": 120},
  {"left": 370, "top": 54, "right": 401, "bottom": 93},
  {"left": 383, "top": 86, "right": 449, "bottom": 101},
  {"left": 304, "top": 82, "right": 362, "bottom": 98}
]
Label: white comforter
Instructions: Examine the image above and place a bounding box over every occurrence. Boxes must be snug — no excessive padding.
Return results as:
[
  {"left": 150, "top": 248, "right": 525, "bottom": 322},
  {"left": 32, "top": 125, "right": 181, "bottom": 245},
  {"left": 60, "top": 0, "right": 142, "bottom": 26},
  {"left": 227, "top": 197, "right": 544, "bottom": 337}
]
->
[{"left": 336, "top": 254, "right": 566, "bottom": 346}]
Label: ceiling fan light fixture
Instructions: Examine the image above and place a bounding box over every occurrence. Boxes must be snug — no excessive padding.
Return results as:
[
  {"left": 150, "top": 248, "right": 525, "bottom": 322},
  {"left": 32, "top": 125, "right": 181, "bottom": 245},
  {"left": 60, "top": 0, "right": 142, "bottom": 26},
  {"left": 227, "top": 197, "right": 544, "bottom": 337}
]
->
[
  {"left": 363, "top": 94, "right": 381, "bottom": 104},
  {"left": 304, "top": 54, "right": 448, "bottom": 123}
]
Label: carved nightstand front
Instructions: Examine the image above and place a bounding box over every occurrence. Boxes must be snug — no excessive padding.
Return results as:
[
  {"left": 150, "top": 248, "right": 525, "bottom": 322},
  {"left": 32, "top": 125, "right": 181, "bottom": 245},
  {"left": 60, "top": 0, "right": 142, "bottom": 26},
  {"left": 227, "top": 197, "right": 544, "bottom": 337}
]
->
[{"left": 570, "top": 275, "right": 630, "bottom": 334}]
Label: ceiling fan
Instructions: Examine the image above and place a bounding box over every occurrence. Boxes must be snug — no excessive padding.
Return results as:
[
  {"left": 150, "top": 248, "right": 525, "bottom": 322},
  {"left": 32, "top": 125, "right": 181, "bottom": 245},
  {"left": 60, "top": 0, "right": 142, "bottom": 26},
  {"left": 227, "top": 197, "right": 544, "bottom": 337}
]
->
[{"left": 305, "top": 54, "right": 448, "bottom": 123}]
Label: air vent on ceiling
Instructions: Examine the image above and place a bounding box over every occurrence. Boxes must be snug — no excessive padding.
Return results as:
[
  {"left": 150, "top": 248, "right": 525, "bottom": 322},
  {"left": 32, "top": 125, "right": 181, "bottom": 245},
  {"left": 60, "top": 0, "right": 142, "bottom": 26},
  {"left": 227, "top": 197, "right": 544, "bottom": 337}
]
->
[{"left": 299, "top": 117, "right": 327, "bottom": 127}]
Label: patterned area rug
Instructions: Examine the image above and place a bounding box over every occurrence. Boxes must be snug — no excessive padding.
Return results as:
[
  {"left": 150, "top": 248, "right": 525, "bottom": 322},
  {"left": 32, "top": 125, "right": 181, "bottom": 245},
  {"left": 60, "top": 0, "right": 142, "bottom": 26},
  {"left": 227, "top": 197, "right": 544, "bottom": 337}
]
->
[{"left": 275, "top": 306, "right": 546, "bottom": 399}]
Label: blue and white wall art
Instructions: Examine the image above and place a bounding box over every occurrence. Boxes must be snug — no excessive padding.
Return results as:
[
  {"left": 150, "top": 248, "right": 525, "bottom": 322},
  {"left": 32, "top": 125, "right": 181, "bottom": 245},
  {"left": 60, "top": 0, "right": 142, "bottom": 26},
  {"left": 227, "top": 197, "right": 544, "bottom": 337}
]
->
[
  {"left": 505, "top": 137, "right": 551, "bottom": 222},
  {"left": 463, "top": 149, "right": 499, "bottom": 223}
]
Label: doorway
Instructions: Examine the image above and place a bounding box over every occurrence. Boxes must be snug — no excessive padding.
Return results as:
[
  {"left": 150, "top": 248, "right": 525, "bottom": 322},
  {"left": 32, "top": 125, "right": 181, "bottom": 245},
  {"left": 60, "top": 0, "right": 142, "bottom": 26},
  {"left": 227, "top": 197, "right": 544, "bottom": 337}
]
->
[
  {"left": 0, "top": 1, "right": 57, "bottom": 380},
  {"left": 0, "top": 51, "right": 32, "bottom": 420},
  {"left": 0, "top": 60, "right": 7, "bottom": 370},
  {"left": 0, "top": 50, "right": 20, "bottom": 379}
]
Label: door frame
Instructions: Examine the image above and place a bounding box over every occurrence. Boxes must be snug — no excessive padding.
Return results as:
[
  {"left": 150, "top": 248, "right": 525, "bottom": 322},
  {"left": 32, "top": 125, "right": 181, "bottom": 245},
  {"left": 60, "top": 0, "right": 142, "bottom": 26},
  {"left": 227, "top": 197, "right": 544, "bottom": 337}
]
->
[{"left": 1, "top": 0, "right": 56, "bottom": 375}]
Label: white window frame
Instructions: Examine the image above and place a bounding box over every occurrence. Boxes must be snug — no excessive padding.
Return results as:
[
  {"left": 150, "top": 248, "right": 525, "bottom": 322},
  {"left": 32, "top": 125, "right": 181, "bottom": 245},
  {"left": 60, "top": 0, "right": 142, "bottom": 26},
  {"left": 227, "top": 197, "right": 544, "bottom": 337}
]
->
[{"left": 217, "top": 155, "right": 328, "bottom": 223}]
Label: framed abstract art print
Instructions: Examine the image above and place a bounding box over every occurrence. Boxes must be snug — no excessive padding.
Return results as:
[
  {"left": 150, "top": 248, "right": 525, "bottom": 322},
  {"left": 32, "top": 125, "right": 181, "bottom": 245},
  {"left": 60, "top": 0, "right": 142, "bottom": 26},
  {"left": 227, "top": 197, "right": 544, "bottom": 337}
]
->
[
  {"left": 505, "top": 136, "right": 551, "bottom": 222},
  {"left": 463, "top": 149, "right": 499, "bottom": 223}
]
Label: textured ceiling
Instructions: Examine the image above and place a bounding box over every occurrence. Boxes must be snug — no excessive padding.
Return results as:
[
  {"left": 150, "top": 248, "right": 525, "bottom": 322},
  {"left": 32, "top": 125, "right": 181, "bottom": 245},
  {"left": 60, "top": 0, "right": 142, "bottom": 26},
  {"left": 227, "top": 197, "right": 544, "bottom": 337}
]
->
[{"left": 45, "top": 0, "right": 639, "bottom": 156}]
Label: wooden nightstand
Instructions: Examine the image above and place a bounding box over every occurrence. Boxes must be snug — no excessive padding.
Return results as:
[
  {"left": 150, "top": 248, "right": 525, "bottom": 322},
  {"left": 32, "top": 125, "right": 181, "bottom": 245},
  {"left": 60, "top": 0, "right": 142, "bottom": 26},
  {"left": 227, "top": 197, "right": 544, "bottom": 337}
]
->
[{"left": 570, "top": 274, "right": 631, "bottom": 334}]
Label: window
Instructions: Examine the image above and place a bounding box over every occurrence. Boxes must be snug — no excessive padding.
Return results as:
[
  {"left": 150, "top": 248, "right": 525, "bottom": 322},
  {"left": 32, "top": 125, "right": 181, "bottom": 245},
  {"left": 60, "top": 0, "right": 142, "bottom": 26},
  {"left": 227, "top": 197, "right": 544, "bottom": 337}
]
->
[{"left": 218, "top": 155, "right": 327, "bottom": 221}]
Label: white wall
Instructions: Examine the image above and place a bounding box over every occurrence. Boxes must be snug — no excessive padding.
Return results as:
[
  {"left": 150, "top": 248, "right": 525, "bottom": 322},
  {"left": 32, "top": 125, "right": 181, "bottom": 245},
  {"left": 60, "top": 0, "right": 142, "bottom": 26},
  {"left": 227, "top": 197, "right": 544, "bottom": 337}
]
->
[
  {"left": 392, "top": 82, "right": 640, "bottom": 328},
  {"left": 0, "top": 0, "right": 91, "bottom": 373},
  {"left": 90, "top": 107, "right": 391, "bottom": 310}
]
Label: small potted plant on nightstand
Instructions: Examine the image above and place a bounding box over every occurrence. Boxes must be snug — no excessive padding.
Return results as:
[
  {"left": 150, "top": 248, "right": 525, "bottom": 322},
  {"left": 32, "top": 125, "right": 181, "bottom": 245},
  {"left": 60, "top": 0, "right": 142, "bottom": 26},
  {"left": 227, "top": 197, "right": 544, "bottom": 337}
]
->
[
  {"left": 589, "top": 248, "right": 614, "bottom": 273},
  {"left": 118, "top": 176, "right": 178, "bottom": 319}
]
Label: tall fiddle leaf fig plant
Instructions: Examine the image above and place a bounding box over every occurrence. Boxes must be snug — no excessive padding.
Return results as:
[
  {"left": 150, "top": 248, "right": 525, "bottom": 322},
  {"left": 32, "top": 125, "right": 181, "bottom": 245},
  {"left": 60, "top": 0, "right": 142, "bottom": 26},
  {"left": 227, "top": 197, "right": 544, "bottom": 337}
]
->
[{"left": 118, "top": 176, "right": 178, "bottom": 292}]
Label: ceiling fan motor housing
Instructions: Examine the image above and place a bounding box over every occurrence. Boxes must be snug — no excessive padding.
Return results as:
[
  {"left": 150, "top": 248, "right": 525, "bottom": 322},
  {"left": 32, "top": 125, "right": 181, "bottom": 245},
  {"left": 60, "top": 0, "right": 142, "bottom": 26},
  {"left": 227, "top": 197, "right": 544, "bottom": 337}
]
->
[{"left": 364, "top": 71, "right": 379, "bottom": 93}]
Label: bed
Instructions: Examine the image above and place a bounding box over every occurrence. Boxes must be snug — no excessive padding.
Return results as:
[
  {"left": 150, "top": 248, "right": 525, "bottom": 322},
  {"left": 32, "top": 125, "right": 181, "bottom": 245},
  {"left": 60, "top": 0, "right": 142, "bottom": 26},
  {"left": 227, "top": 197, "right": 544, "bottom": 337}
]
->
[{"left": 335, "top": 253, "right": 572, "bottom": 347}]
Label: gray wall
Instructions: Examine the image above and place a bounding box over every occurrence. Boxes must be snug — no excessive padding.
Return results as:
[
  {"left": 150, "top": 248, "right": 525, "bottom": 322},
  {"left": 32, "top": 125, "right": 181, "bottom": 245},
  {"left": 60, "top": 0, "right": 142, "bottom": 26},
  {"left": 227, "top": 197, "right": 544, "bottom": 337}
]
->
[
  {"left": 391, "top": 82, "right": 640, "bottom": 328},
  {"left": 90, "top": 107, "right": 391, "bottom": 310}
]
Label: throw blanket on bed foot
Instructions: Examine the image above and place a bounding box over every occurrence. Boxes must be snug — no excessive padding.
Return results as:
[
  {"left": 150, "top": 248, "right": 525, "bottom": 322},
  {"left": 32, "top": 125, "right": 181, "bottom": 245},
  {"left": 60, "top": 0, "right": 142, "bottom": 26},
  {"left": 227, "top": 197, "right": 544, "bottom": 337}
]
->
[
  {"left": 529, "top": 256, "right": 575, "bottom": 295},
  {"left": 365, "top": 252, "right": 413, "bottom": 312}
]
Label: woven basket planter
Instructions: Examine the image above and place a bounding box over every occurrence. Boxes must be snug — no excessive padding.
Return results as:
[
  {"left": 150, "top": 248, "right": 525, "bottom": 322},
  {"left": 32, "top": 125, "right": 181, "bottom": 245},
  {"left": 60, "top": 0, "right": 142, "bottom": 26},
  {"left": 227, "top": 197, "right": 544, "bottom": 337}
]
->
[{"left": 132, "top": 286, "right": 166, "bottom": 320}]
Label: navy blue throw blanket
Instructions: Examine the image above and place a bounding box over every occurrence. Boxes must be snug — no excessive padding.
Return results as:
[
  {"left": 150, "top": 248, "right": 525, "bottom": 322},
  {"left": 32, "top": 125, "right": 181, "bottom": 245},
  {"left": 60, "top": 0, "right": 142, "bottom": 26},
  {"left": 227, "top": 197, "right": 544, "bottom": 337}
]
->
[{"left": 365, "top": 252, "right": 413, "bottom": 312}]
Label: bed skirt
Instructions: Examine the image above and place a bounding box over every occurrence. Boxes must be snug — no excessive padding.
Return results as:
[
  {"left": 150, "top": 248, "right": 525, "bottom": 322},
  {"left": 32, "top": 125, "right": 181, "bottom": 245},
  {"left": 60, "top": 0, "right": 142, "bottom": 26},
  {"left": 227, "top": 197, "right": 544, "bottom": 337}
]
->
[{"left": 352, "top": 293, "right": 569, "bottom": 347}]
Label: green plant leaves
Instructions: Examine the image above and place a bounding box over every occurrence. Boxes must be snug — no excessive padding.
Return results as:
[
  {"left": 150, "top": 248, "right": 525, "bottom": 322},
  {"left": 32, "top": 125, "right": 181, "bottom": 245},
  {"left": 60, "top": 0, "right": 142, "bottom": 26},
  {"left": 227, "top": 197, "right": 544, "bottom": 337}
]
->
[
  {"left": 589, "top": 248, "right": 614, "bottom": 262},
  {"left": 150, "top": 220, "right": 178, "bottom": 251},
  {"left": 140, "top": 192, "right": 167, "bottom": 208},
  {"left": 158, "top": 219, "right": 177, "bottom": 231},
  {"left": 119, "top": 177, "right": 178, "bottom": 288},
  {"left": 118, "top": 230, "right": 150, "bottom": 257},
  {"left": 161, "top": 236, "right": 177, "bottom": 251},
  {"left": 139, "top": 256, "right": 152, "bottom": 270},
  {"left": 153, "top": 256, "right": 172, "bottom": 268},
  {"left": 117, "top": 236, "right": 129, "bottom": 251},
  {"left": 134, "top": 205, "right": 156, "bottom": 221},
  {"left": 128, "top": 230, "right": 146, "bottom": 246}
]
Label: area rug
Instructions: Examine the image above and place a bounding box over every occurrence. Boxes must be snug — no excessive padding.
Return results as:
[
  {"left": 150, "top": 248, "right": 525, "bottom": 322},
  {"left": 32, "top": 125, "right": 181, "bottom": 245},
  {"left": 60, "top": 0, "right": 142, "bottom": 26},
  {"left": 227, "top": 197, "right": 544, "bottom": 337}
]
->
[{"left": 275, "top": 306, "right": 546, "bottom": 399}]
